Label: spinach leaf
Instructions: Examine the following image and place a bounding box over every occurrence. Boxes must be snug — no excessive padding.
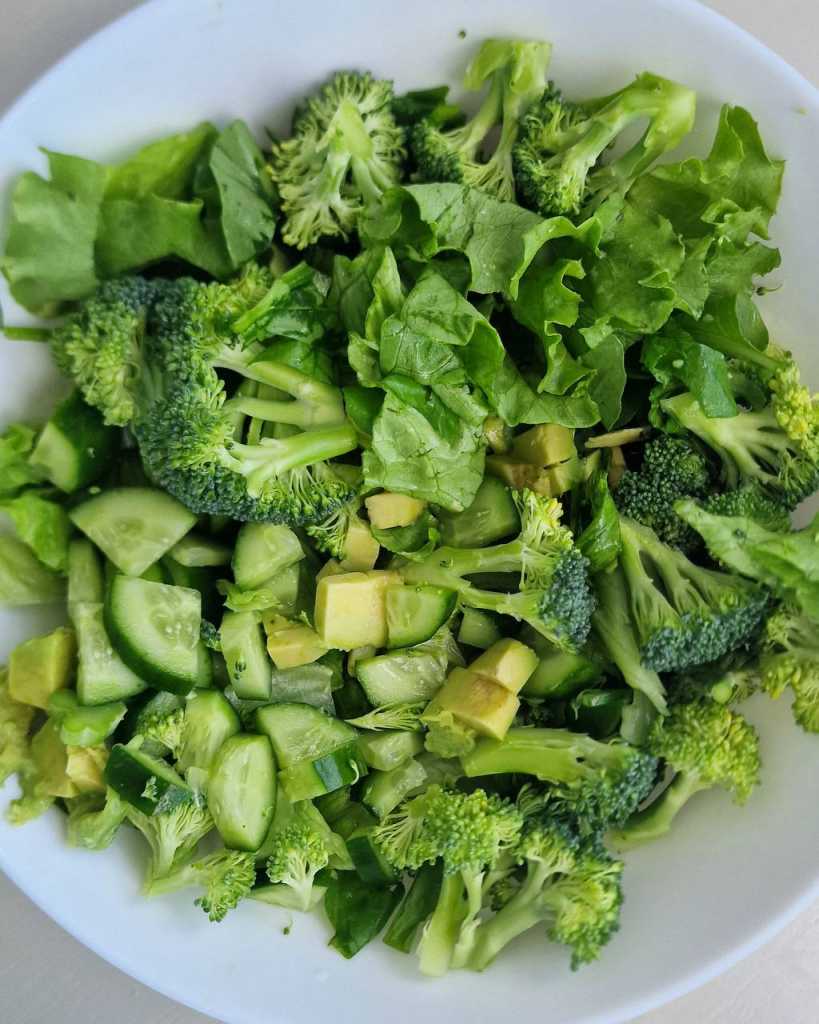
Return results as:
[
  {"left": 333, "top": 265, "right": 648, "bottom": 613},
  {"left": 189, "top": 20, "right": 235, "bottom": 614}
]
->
[
  {"left": 577, "top": 474, "right": 621, "bottom": 572},
  {"left": 383, "top": 862, "right": 443, "bottom": 953},
  {"left": 642, "top": 324, "right": 737, "bottom": 419}
]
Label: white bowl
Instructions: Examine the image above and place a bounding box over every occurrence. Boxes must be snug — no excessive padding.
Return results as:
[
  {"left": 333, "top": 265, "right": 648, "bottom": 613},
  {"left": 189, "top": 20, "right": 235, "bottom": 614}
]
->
[{"left": 1, "top": 2, "right": 818, "bottom": 1022}]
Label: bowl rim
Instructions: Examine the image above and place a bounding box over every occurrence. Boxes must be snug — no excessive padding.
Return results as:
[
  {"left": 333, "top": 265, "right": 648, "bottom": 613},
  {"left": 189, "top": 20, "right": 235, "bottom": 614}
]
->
[{"left": 0, "top": 1, "right": 818, "bottom": 1022}]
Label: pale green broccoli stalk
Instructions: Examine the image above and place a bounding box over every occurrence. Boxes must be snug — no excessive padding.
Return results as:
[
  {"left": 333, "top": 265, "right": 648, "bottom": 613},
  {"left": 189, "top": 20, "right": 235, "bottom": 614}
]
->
[
  {"left": 372, "top": 785, "right": 523, "bottom": 977},
  {"left": 66, "top": 788, "right": 128, "bottom": 850},
  {"left": 0, "top": 670, "right": 35, "bottom": 785},
  {"left": 612, "top": 699, "right": 760, "bottom": 847},
  {"left": 270, "top": 72, "right": 405, "bottom": 248},
  {"left": 145, "top": 847, "right": 256, "bottom": 921},
  {"left": 401, "top": 491, "right": 595, "bottom": 652},
  {"left": 760, "top": 605, "right": 819, "bottom": 733},
  {"left": 346, "top": 701, "right": 426, "bottom": 732},
  {"left": 513, "top": 72, "right": 696, "bottom": 216},
  {"left": 411, "top": 39, "right": 552, "bottom": 200},
  {"left": 264, "top": 820, "right": 330, "bottom": 912},
  {"left": 128, "top": 789, "right": 215, "bottom": 889},
  {"left": 466, "top": 822, "right": 623, "bottom": 970}
]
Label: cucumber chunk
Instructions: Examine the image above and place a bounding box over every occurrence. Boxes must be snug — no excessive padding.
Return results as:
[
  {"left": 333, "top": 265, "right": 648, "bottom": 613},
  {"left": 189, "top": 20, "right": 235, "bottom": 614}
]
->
[
  {"left": 105, "top": 576, "right": 208, "bottom": 695},
  {"left": 278, "top": 742, "right": 368, "bottom": 803},
  {"left": 177, "top": 690, "right": 240, "bottom": 774},
  {"left": 207, "top": 734, "right": 277, "bottom": 851},
  {"left": 347, "top": 826, "right": 399, "bottom": 885},
  {"left": 458, "top": 608, "right": 503, "bottom": 650},
  {"left": 232, "top": 523, "right": 304, "bottom": 590},
  {"left": 255, "top": 702, "right": 358, "bottom": 767},
  {"left": 357, "top": 730, "right": 424, "bottom": 771},
  {"left": 220, "top": 611, "right": 271, "bottom": 700},
  {"left": 67, "top": 538, "right": 104, "bottom": 611},
  {"left": 361, "top": 758, "right": 427, "bottom": 819},
  {"left": 104, "top": 742, "right": 190, "bottom": 814},
  {"left": 70, "top": 487, "right": 197, "bottom": 577},
  {"left": 356, "top": 646, "right": 449, "bottom": 706},
  {"left": 386, "top": 584, "right": 456, "bottom": 649},
  {"left": 74, "top": 601, "right": 147, "bottom": 705},
  {"left": 437, "top": 476, "right": 520, "bottom": 548},
  {"left": 29, "top": 390, "right": 118, "bottom": 493},
  {"left": 169, "top": 533, "right": 232, "bottom": 568}
]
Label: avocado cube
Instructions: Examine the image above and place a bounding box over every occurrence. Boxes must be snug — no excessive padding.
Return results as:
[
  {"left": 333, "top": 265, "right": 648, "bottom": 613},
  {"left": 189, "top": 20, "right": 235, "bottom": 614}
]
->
[
  {"left": 429, "top": 667, "right": 519, "bottom": 740},
  {"left": 266, "top": 621, "right": 327, "bottom": 669},
  {"left": 9, "top": 627, "right": 76, "bottom": 709},
  {"left": 511, "top": 425, "right": 576, "bottom": 467},
  {"left": 315, "top": 559, "right": 344, "bottom": 582},
  {"left": 483, "top": 415, "right": 512, "bottom": 454},
  {"left": 470, "top": 639, "right": 539, "bottom": 694},
  {"left": 340, "top": 515, "right": 380, "bottom": 571},
  {"left": 65, "top": 745, "right": 108, "bottom": 794},
  {"left": 485, "top": 456, "right": 551, "bottom": 495},
  {"left": 365, "top": 493, "right": 426, "bottom": 530},
  {"left": 315, "top": 570, "right": 401, "bottom": 650},
  {"left": 30, "top": 719, "right": 74, "bottom": 798},
  {"left": 545, "top": 457, "right": 585, "bottom": 496}
]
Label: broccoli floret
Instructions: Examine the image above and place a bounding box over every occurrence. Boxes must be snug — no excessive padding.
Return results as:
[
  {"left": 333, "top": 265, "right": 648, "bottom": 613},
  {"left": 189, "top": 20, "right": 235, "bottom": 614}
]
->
[
  {"left": 145, "top": 847, "right": 256, "bottom": 922},
  {"left": 617, "top": 516, "right": 770, "bottom": 673},
  {"left": 513, "top": 72, "right": 695, "bottom": 216},
  {"left": 138, "top": 706, "right": 186, "bottom": 762},
  {"left": 411, "top": 39, "right": 551, "bottom": 201},
  {"left": 49, "top": 276, "right": 159, "bottom": 426},
  {"left": 669, "top": 659, "right": 759, "bottom": 709},
  {"left": 373, "top": 785, "right": 523, "bottom": 976},
  {"left": 466, "top": 821, "right": 623, "bottom": 970},
  {"left": 760, "top": 605, "right": 819, "bottom": 733},
  {"left": 270, "top": 72, "right": 404, "bottom": 249},
  {"left": 66, "top": 788, "right": 128, "bottom": 851},
  {"left": 461, "top": 727, "right": 657, "bottom": 835},
  {"left": 128, "top": 788, "right": 215, "bottom": 889},
  {"left": 613, "top": 435, "right": 711, "bottom": 551},
  {"left": 346, "top": 701, "right": 426, "bottom": 732},
  {"left": 702, "top": 483, "right": 791, "bottom": 533},
  {"left": 0, "top": 670, "right": 35, "bottom": 785},
  {"left": 304, "top": 496, "right": 363, "bottom": 558},
  {"left": 663, "top": 359, "right": 819, "bottom": 509},
  {"left": 135, "top": 267, "right": 358, "bottom": 525},
  {"left": 401, "top": 490, "right": 595, "bottom": 652},
  {"left": 612, "top": 699, "right": 760, "bottom": 846},
  {"left": 264, "top": 820, "right": 330, "bottom": 912}
]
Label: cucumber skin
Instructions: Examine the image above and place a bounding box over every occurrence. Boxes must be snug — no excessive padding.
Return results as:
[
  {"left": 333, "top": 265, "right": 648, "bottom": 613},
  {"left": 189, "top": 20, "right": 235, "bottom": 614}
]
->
[
  {"left": 31, "top": 390, "right": 118, "bottom": 493},
  {"left": 207, "top": 735, "right": 277, "bottom": 852},
  {"left": 278, "top": 744, "right": 368, "bottom": 803},
  {"left": 104, "top": 744, "right": 189, "bottom": 814}
]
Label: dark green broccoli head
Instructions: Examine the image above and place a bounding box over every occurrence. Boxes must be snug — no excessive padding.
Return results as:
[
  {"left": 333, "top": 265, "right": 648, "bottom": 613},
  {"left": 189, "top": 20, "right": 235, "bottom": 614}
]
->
[
  {"left": 614, "top": 434, "right": 711, "bottom": 551},
  {"left": 702, "top": 483, "right": 791, "bottom": 533},
  {"left": 50, "top": 276, "right": 160, "bottom": 426}
]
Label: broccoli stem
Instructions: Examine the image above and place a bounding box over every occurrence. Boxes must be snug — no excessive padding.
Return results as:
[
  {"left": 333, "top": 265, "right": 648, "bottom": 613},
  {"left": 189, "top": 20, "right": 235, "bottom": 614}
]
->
[
  {"left": 611, "top": 772, "right": 705, "bottom": 847},
  {"left": 144, "top": 862, "right": 199, "bottom": 898},
  {"left": 227, "top": 423, "right": 358, "bottom": 487},
  {"left": 467, "top": 862, "right": 552, "bottom": 971},
  {"left": 225, "top": 395, "right": 347, "bottom": 428},
  {"left": 417, "top": 872, "right": 467, "bottom": 977},
  {"left": 461, "top": 728, "right": 623, "bottom": 785},
  {"left": 2, "top": 325, "right": 52, "bottom": 341}
]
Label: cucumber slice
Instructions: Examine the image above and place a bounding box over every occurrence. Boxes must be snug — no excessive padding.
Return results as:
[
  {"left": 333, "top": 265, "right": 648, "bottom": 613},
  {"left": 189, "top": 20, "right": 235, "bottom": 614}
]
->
[
  {"left": 386, "top": 584, "right": 456, "bottom": 649},
  {"left": 104, "top": 742, "right": 190, "bottom": 814},
  {"left": 437, "top": 476, "right": 520, "bottom": 549},
  {"left": 220, "top": 611, "right": 271, "bottom": 700},
  {"left": 458, "top": 608, "right": 503, "bottom": 650},
  {"left": 347, "top": 826, "right": 399, "bottom": 885},
  {"left": 361, "top": 757, "right": 427, "bottom": 819},
  {"left": 105, "top": 576, "right": 206, "bottom": 695},
  {"left": 255, "top": 702, "right": 358, "bottom": 767},
  {"left": 177, "top": 690, "right": 240, "bottom": 774},
  {"left": 74, "top": 601, "right": 147, "bottom": 705},
  {"left": 356, "top": 647, "right": 448, "bottom": 706},
  {"left": 207, "top": 735, "right": 277, "bottom": 851},
  {"left": 278, "top": 742, "right": 368, "bottom": 803},
  {"left": 357, "top": 730, "right": 424, "bottom": 772},
  {"left": 162, "top": 557, "right": 220, "bottom": 623},
  {"left": 29, "top": 390, "right": 118, "bottom": 493},
  {"left": 67, "top": 538, "right": 104, "bottom": 611},
  {"left": 233, "top": 523, "right": 304, "bottom": 590},
  {"left": 268, "top": 664, "right": 335, "bottom": 715},
  {"left": 169, "top": 533, "right": 232, "bottom": 568},
  {"left": 139, "top": 562, "right": 170, "bottom": 584},
  {"left": 70, "top": 487, "right": 197, "bottom": 577}
]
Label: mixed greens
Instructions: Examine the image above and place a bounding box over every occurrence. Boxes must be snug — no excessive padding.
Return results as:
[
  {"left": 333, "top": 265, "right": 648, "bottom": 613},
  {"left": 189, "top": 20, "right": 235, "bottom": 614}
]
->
[{"left": 0, "top": 36, "right": 818, "bottom": 977}]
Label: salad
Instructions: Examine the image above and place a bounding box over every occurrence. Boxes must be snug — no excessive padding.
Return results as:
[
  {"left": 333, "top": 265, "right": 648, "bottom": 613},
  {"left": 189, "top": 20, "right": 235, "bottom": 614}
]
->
[{"left": 0, "top": 35, "right": 817, "bottom": 977}]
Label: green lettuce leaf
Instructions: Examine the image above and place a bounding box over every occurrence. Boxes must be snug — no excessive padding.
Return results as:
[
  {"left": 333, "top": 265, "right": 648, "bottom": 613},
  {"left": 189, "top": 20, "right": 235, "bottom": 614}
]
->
[
  {"left": 577, "top": 474, "right": 621, "bottom": 572},
  {"left": 0, "top": 423, "right": 40, "bottom": 497},
  {"left": 0, "top": 491, "right": 72, "bottom": 571},
  {"left": 0, "top": 534, "right": 65, "bottom": 605},
  {"left": 103, "top": 123, "right": 216, "bottom": 200},
  {"left": 642, "top": 324, "right": 737, "bottom": 419}
]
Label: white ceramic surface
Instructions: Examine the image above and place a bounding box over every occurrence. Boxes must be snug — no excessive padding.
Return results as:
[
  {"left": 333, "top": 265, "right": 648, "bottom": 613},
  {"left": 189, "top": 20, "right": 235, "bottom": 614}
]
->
[{"left": 1, "top": 2, "right": 818, "bottom": 1023}]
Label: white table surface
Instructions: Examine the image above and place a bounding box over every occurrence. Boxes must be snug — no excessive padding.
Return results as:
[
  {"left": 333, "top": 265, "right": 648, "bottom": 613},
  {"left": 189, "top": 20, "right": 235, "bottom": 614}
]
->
[{"left": 1, "top": 2, "right": 818, "bottom": 1022}]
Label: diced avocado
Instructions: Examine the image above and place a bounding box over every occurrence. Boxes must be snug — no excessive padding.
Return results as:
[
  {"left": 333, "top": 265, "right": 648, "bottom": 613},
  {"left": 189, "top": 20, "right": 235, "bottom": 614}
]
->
[
  {"left": 30, "top": 720, "right": 107, "bottom": 797},
  {"left": 470, "top": 639, "right": 538, "bottom": 694},
  {"left": 544, "top": 457, "right": 585, "bottom": 496},
  {"left": 315, "top": 570, "right": 401, "bottom": 650},
  {"left": 511, "top": 425, "right": 576, "bottom": 467},
  {"left": 485, "top": 455, "right": 551, "bottom": 494},
  {"left": 483, "top": 415, "right": 512, "bottom": 454},
  {"left": 8, "top": 627, "right": 76, "bottom": 709},
  {"left": 426, "top": 667, "right": 519, "bottom": 740},
  {"left": 438, "top": 477, "right": 520, "bottom": 549},
  {"left": 316, "top": 559, "right": 344, "bottom": 581},
  {"left": 365, "top": 493, "right": 426, "bottom": 530},
  {"left": 265, "top": 617, "right": 327, "bottom": 669},
  {"left": 340, "top": 515, "right": 380, "bottom": 571},
  {"left": 65, "top": 745, "right": 108, "bottom": 794}
]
